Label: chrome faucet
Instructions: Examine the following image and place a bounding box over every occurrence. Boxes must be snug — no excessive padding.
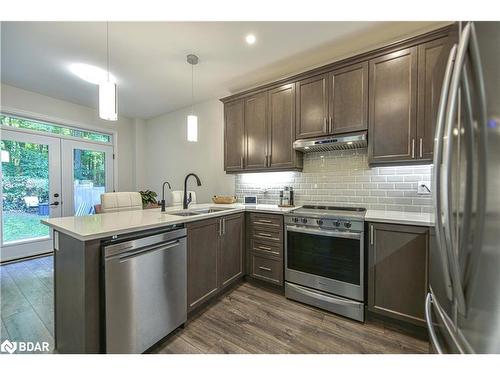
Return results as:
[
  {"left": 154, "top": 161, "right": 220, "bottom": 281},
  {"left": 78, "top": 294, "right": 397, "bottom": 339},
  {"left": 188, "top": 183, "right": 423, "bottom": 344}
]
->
[
  {"left": 183, "top": 173, "right": 202, "bottom": 209},
  {"left": 161, "top": 181, "right": 172, "bottom": 212}
]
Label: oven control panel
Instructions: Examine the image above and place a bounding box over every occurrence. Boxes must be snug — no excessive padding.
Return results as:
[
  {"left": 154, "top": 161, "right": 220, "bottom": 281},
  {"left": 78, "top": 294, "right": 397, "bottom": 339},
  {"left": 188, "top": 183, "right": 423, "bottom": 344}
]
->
[{"left": 285, "top": 216, "right": 364, "bottom": 232}]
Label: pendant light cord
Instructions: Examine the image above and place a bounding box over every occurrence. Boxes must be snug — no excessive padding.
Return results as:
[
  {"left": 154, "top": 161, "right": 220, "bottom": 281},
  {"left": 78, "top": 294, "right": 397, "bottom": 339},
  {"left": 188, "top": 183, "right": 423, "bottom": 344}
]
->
[{"left": 191, "top": 63, "right": 194, "bottom": 115}]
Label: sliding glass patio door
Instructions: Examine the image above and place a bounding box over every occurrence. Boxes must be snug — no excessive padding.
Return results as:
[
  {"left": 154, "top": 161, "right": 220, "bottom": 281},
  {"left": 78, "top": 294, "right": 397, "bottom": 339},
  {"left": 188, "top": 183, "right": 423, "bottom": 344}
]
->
[
  {"left": 1, "top": 129, "right": 62, "bottom": 262},
  {"left": 61, "top": 140, "right": 114, "bottom": 217}
]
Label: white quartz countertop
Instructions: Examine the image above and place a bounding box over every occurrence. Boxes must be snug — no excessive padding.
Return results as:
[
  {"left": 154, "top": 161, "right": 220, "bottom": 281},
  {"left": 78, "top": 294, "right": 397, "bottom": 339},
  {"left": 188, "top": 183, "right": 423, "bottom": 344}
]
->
[
  {"left": 42, "top": 203, "right": 298, "bottom": 241},
  {"left": 365, "top": 210, "right": 435, "bottom": 227}
]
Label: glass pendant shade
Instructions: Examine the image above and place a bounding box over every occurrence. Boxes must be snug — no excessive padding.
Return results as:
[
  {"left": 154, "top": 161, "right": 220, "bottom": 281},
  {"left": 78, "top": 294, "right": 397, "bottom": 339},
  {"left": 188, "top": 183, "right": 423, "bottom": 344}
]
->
[
  {"left": 187, "top": 115, "right": 198, "bottom": 142},
  {"left": 99, "top": 81, "right": 117, "bottom": 121}
]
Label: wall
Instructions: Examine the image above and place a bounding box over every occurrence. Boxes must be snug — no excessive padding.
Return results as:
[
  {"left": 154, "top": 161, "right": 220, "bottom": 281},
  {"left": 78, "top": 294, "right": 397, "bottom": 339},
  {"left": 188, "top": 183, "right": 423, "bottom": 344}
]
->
[
  {"left": 235, "top": 149, "right": 433, "bottom": 213},
  {"left": 144, "top": 99, "right": 234, "bottom": 205},
  {"left": 0, "top": 84, "right": 137, "bottom": 191}
]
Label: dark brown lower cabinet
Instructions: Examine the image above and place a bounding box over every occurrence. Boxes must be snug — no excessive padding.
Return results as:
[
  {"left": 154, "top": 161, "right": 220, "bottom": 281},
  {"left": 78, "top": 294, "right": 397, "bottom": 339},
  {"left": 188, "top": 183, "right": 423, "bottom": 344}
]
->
[
  {"left": 246, "top": 212, "right": 284, "bottom": 286},
  {"left": 368, "top": 223, "right": 429, "bottom": 327},
  {"left": 219, "top": 213, "right": 245, "bottom": 288},
  {"left": 186, "top": 213, "right": 244, "bottom": 312}
]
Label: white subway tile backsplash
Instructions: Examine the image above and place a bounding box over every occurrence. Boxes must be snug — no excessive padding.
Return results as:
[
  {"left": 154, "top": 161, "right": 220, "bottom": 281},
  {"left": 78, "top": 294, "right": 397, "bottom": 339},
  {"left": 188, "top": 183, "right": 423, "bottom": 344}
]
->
[{"left": 234, "top": 149, "right": 433, "bottom": 213}]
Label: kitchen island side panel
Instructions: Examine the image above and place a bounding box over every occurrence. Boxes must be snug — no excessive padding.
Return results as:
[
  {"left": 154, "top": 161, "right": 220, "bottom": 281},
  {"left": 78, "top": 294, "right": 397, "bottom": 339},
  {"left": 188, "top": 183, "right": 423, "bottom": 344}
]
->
[{"left": 55, "top": 231, "right": 102, "bottom": 353}]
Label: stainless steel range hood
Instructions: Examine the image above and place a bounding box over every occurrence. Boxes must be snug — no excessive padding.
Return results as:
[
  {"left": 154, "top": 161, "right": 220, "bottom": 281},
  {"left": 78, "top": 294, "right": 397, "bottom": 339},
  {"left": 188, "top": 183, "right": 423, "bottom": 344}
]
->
[{"left": 293, "top": 131, "right": 367, "bottom": 153}]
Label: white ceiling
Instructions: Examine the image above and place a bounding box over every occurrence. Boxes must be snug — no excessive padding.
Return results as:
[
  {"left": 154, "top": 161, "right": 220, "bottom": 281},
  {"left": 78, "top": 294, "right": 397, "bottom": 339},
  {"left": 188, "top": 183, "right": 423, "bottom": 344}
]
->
[{"left": 1, "top": 21, "right": 448, "bottom": 119}]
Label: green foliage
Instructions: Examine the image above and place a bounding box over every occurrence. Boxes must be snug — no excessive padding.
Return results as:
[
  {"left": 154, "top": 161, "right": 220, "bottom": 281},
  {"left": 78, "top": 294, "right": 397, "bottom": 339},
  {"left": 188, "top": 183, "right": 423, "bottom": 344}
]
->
[
  {"left": 139, "top": 190, "right": 158, "bottom": 207},
  {"left": 1, "top": 115, "right": 111, "bottom": 143},
  {"left": 1, "top": 139, "right": 50, "bottom": 210},
  {"left": 2, "top": 212, "right": 49, "bottom": 243},
  {"left": 74, "top": 149, "right": 106, "bottom": 187}
]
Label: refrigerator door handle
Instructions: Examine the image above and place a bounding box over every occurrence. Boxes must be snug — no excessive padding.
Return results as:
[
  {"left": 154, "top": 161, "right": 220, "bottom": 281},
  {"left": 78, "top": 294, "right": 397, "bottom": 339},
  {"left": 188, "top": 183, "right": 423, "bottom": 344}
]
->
[
  {"left": 458, "top": 67, "right": 476, "bottom": 278},
  {"left": 425, "top": 293, "right": 444, "bottom": 354},
  {"left": 433, "top": 43, "right": 457, "bottom": 301},
  {"left": 443, "top": 22, "right": 474, "bottom": 315},
  {"left": 462, "top": 22, "right": 488, "bottom": 292}
]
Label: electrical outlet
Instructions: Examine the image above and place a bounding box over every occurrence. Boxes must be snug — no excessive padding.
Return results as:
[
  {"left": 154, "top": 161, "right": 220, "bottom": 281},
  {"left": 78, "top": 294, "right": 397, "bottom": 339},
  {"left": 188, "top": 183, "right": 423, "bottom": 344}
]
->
[{"left": 417, "top": 181, "right": 431, "bottom": 195}]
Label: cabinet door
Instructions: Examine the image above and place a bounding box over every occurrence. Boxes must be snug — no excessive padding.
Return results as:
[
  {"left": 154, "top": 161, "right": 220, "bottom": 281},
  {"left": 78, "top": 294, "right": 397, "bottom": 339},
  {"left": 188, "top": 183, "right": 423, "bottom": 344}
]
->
[
  {"left": 329, "top": 61, "right": 368, "bottom": 134},
  {"left": 295, "top": 73, "right": 329, "bottom": 139},
  {"left": 245, "top": 92, "right": 269, "bottom": 169},
  {"left": 186, "top": 218, "right": 220, "bottom": 312},
  {"left": 268, "top": 83, "right": 299, "bottom": 169},
  {"left": 417, "top": 37, "right": 451, "bottom": 161},
  {"left": 219, "top": 213, "right": 244, "bottom": 288},
  {"left": 368, "top": 47, "right": 418, "bottom": 164},
  {"left": 224, "top": 99, "right": 245, "bottom": 171},
  {"left": 368, "top": 223, "right": 429, "bottom": 326}
]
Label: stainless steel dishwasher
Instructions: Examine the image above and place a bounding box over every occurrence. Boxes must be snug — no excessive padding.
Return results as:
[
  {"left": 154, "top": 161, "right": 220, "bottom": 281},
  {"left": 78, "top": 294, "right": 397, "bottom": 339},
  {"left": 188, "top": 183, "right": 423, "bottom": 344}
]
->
[{"left": 103, "top": 225, "right": 187, "bottom": 353}]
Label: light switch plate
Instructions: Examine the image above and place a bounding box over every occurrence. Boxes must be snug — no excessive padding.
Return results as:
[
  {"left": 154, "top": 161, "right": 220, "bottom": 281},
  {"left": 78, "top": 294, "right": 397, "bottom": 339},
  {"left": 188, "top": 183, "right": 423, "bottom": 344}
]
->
[{"left": 417, "top": 181, "right": 432, "bottom": 195}]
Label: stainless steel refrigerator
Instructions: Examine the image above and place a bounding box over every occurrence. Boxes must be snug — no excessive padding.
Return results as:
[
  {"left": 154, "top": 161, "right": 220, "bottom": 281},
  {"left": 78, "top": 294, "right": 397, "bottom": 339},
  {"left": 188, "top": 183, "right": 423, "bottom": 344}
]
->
[{"left": 427, "top": 21, "right": 500, "bottom": 354}]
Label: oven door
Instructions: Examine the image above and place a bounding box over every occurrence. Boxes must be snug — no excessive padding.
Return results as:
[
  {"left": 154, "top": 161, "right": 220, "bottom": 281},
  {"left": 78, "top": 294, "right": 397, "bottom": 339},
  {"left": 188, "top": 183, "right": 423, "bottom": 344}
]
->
[{"left": 285, "top": 225, "right": 364, "bottom": 301}]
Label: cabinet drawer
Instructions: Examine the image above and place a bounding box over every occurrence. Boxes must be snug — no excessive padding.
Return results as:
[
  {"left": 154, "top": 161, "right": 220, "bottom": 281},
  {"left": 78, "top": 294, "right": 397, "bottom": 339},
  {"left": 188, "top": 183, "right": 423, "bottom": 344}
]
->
[
  {"left": 250, "top": 253, "right": 283, "bottom": 286},
  {"left": 249, "top": 213, "right": 283, "bottom": 230},
  {"left": 251, "top": 227, "right": 282, "bottom": 243},
  {"left": 250, "top": 239, "right": 282, "bottom": 257}
]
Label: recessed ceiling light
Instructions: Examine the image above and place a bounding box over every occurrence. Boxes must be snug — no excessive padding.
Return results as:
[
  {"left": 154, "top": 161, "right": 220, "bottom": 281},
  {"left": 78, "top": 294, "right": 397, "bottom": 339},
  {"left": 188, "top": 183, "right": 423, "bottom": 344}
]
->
[
  {"left": 69, "top": 63, "right": 116, "bottom": 85},
  {"left": 245, "top": 34, "right": 256, "bottom": 45}
]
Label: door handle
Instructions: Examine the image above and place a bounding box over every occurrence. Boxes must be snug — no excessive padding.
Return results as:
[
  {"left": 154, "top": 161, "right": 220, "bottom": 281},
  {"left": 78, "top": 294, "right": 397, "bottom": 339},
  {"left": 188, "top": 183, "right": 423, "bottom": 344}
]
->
[
  {"left": 411, "top": 139, "right": 415, "bottom": 158},
  {"left": 323, "top": 117, "right": 327, "bottom": 132},
  {"left": 370, "top": 225, "right": 374, "bottom": 246},
  {"left": 433, "top": 44, "right": 457, "bottom": 303},
  {"left": 50, "top": 201, "right": 60, "bottom": 206},
  {"left": 425, "top": 293, "right": 444, "bottom": 354},
  {"left": 419, "top": 138, "right": 423, "bottom": 158},
  {"left": 240, "top": 156, "right": 244, "bottom": 169},
  {"left": 329, "top": 116, "right": 333, "bottom": 133}
]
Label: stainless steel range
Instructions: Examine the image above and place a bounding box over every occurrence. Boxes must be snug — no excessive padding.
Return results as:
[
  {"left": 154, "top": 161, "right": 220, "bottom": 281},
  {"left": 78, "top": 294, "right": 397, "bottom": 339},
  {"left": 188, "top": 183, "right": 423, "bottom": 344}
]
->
[{"left": 284, "top": 205, "right": 366, "bottom": 322}]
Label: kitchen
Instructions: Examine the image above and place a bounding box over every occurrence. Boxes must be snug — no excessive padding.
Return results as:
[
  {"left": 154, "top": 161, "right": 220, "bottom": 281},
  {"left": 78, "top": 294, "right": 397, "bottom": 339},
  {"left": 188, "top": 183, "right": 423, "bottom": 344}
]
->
[{"left": 1, "top": 2, "right": 499, "bottom": 372}]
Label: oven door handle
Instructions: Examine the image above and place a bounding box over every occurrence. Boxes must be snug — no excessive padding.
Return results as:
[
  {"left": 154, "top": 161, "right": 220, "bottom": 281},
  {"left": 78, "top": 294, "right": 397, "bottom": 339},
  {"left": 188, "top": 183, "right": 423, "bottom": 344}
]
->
[{"left": 286, "top": 225, "right": 361, "bottom": 240}]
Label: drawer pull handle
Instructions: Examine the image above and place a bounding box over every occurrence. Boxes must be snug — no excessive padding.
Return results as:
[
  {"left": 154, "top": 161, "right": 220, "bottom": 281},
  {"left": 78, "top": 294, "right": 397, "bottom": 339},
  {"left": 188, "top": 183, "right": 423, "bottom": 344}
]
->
[
  {"left": 257, "top": 219, "right": 273, "bottom": 223},
  {"left": 258, "top": 245, "right": 272, "bottom": 251},
  {"left": 258, "top": 266, "right": 272, "bottom": 272},
  {"left": 257, "top": 232, "right": 272, "bottom": 237}
]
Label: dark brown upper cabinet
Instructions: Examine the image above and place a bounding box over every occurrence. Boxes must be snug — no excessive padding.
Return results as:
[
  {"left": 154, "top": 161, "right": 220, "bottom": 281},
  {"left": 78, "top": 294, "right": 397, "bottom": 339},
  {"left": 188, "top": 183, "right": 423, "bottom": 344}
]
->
[
  {"left": 328, "top": 61, "right": 368, "bottom": 135},
  {"left": 268, "top": 83, "right": 302, "bottom": 169},
  {"left": 368, "top": 47, "right": 418, "bottom": 165},
  {"left": 245, "top": 92, "right": 269, "bottom": 170},
  {"left": 368, "top": 223, "right": 429, "bottom": 327},
  {"left": 417, "top": 37, "right": 451, "bottom": 161},
  {"left": 295, "top": 73, "right": 329, "bottom": 139},
  {"left": 224, "top": 99, "right": 245, "bottom": 171},
  {"left": 221, "top": 25, "right": 454, "bottom": 169},
  {"left": 369, "top": 35, "right": 453, "bottom": 165},
  {"left": 223, "top": 85, "right": 302, "bottom": 173}
]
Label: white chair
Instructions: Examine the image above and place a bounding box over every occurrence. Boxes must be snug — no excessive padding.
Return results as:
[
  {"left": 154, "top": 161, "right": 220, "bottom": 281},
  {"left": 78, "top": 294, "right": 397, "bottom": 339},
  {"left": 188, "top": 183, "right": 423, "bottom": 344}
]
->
[
  {"left": 100, "top": 192, "right": 143, "bottom": 213},
  {"left": 171, "top": 190, "right": 197, "bottom": 207}
]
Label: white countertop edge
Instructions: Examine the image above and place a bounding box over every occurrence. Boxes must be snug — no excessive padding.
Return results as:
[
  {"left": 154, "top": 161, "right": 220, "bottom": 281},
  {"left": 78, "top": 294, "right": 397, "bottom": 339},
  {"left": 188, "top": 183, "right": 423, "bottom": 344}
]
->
[
  {"left": 365, "top": 209, "right": 435, "bottom": 227},
  {"left": 42, "top": 203, "right": 299, "bottom": 241}
]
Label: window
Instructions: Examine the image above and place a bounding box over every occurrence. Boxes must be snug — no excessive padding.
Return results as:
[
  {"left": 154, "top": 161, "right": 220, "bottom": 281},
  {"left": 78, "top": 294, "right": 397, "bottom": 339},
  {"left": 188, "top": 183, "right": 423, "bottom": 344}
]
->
[{"left": 0, "top": 114, "right": 112, "bottom": 144}]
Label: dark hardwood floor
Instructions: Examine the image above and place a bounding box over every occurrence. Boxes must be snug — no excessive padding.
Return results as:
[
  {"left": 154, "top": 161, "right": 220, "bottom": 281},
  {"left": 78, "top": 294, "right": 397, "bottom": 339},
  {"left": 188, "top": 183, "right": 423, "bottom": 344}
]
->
[
  {"left": 152, "top": 282, "right": 429, "bottom": 354},
  {"left": 1, "top": 256, "right": 429, "bottom": 354}
]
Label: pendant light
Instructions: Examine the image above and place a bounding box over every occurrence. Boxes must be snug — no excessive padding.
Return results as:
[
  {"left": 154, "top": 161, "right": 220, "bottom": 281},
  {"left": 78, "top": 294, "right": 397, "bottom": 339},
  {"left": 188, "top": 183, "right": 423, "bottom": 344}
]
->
[
  {"left": 99, "top": 22, "right": 117, "bottom": 121},
  {"left": 187, "top": 54, "right": 199, "bottom": 142}
]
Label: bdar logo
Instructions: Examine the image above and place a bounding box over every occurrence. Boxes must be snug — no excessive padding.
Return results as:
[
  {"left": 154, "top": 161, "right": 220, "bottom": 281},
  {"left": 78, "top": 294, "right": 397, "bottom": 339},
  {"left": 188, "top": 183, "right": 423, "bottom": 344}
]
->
[{"left": 1, "top": 339, "right": 17, "bottom": 354}]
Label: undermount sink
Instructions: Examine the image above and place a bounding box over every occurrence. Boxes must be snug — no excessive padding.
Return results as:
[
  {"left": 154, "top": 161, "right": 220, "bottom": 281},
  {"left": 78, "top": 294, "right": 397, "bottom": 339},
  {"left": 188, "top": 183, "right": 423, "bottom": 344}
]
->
[
  {"left": 167, "top": 211, "right": 201, "bottom": 217},
  {"left": 192, "top": 207, "right": 232, "bottom": 214},
  {"left": 167, "top": 207, "right": 233, "bottom": 217}
]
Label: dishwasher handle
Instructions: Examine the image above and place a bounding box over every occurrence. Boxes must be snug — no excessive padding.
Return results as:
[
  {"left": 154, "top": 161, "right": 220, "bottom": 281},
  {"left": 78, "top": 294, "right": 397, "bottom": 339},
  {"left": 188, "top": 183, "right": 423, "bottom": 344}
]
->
[{"left": 106, "top": 239, "right": 182, "bottom": 262}]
